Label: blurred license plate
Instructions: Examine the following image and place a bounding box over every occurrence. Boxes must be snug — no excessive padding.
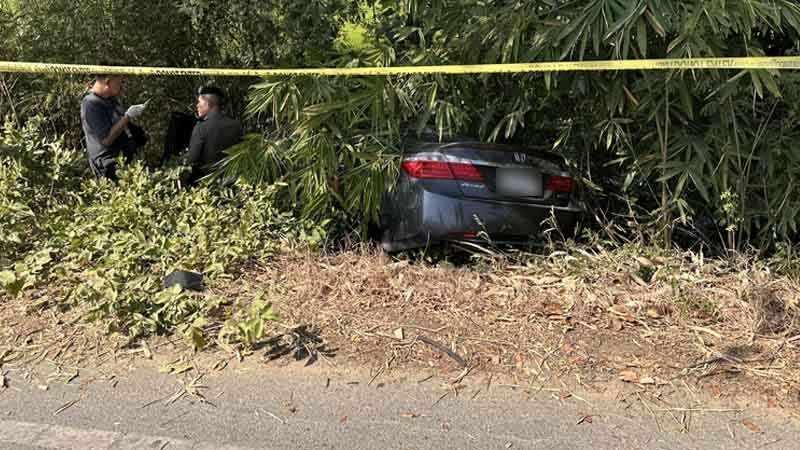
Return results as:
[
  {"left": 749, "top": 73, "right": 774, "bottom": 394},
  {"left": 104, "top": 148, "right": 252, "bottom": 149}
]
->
[{"left": 497, "top": 168, "right": 542, "bottom": 197}]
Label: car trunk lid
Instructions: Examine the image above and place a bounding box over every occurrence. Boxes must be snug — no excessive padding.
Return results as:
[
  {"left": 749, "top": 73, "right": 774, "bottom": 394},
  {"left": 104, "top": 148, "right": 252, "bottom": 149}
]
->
[{"left": 432, "top": 143, "right": 573, "bottom": 205}]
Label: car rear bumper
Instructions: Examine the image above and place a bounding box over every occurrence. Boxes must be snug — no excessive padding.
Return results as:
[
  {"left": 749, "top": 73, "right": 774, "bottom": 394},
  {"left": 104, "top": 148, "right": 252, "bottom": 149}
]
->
[{"left": 382, "top": 191, "right": 581, "bottom": 251}]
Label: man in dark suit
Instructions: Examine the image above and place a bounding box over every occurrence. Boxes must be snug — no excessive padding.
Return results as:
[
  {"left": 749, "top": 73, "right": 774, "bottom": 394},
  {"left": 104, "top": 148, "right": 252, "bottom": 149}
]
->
[{"left": 185, "top": 86, "right": 243, "bottom": 185}]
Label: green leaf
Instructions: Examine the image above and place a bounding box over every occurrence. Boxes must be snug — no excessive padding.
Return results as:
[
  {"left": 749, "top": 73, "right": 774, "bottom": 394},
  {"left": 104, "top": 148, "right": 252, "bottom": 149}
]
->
[
  {"left": 750, "top": 70, "right": 765, "bottom": 99},
  {"left": 760, "top": 71, "right": 783, "bottom": 98},
  {"left": 637, "top": 17, "right": 648, "bottom": 57},
  {"left": 657, "top": 166, "right": 685, "bottom": 183},
  {"left": 645, "top": 9, "right": 666, "bottom": 37},
  {"left": 0, "top": 270, "right": 17, "bottom": 286},
  {"left": 185, "top": 325, "right": 207, "bottom": 351},
  {"left": 0, "top": 270, "right": 25, "bottom": 298},
  {"left": 623, "top": 171, "right": 637, "bottom": 191},
  {"left": 427, "top": 84, "right": 438, "bottom": 110},
  {"left": 678, "top": 80, "right": 694, "bottom": 121},
  {"left": 689, "top": 169, "right": 710, "bottom": 202},
  {"left": 605, "top": 0, "right": 644, "bottom": 40}
]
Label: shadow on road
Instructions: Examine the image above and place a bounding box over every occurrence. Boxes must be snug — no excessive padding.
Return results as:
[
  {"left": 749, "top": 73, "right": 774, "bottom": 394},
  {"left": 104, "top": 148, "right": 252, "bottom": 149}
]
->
[{"left": 261, "top": 324, "right": 337, "bottom": 366}]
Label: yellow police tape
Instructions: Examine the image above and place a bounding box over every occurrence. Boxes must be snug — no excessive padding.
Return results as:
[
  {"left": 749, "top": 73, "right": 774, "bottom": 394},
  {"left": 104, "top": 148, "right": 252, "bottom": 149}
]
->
[{"left": 2, "top": 56, "right": 800, "bottom": 77}]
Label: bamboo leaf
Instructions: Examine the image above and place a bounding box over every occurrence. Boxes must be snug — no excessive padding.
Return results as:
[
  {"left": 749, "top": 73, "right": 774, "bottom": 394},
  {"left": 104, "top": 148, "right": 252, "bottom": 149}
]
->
[
  {"left": 689, "top": 169, "right": 711, "bottom": 202},
  {"left": 645, "top": 9, "right": 667, "bottom": 37},
  {"left": 750, "top": 70, "right": 765, "bottom": 99},
  {"left": 605, "top": 0, "right": 645, "bottom": 40},
  {"left": 637, "top": 16, "right": 648, "bottom": 57}
]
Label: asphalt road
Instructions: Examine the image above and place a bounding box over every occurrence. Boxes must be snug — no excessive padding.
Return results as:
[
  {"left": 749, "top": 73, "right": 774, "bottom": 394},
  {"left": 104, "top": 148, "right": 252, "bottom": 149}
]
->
[{"left": 0, "top": 363, "right": 797, "bottom": 450}]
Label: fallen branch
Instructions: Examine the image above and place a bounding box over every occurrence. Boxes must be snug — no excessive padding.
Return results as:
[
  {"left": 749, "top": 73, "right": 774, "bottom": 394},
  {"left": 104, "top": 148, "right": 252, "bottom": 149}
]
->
[
  {"left": 53, "top": 397, "right": 81, "bottom": 416},
  {"left": 450, "top": 365, "right": 474, "bottom": 384},
  {"left": 656, "top": 407, "right": 744, "bottom": 413},
  {"left": 400, "top": 325, "right": 449, "bottom": 334},
  {"left": 417, "top": 335, "right": 467, "bottom": 368}
]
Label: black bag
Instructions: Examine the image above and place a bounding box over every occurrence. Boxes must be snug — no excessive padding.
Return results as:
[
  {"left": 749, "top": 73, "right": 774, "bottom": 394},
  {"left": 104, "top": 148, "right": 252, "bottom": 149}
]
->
[
  {"left": 162, "top": 111, "right": 198, "bottom": 166},
  {"left": 129, "top": 122, "right": 149, "bottom": 148},
  {"left": 163, "top": 270, "right": 204, "bottom": 291}
]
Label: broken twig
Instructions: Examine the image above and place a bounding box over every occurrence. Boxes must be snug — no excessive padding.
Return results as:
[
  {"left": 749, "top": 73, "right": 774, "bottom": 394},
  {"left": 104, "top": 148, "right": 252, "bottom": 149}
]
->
[{"left": 417, "top": 335, "right": 467, "bottom": 367}]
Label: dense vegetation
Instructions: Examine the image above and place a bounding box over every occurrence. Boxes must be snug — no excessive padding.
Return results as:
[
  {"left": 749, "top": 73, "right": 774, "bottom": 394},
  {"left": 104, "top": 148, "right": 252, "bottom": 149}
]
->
[
  {"left": 3, "top": 0, "right": 800, "bottom": 341},
  {"left": 0, "top": 0, "right": 352, "bottom": 160},
  {"left": 4, "top": 0, "right": 800, "bottom": 252},
  {"left": 229, "top": 0, "right": 800, "bottom": 252},
  {"left": 0, "top": 117, "right": 325, "bottom": 346}
]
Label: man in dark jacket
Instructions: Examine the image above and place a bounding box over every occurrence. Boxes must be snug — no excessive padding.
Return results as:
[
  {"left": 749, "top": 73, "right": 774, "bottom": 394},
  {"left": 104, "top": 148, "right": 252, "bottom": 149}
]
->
[
  {"left": 185, "top": 86, "right": 243, "bottom": 185},
  {"left": 80, "top": 72, "right": 148, "bottom": 181}
]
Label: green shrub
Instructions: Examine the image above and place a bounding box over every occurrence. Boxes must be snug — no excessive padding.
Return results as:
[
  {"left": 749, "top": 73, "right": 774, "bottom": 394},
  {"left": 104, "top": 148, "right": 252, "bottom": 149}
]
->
[
  {"left": 0, "top": 119, "right": 327, "bottom": 343},
  {"left": 218, "top": 292, "right": 280, "bottom": 351},
  {"left": 0, "top": 116, "right": 84, "bottom": 258}
]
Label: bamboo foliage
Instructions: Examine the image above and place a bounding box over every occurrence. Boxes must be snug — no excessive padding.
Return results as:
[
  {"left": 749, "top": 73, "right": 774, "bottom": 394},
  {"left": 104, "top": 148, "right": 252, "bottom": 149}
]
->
[{"left": 217, "top": 0, "right": 800, "bottom": 250}]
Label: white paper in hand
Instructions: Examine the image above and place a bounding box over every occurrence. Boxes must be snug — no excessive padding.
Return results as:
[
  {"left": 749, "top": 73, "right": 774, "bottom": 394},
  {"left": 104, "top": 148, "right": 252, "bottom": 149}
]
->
[{"left": 125, "top": 101, "right": 147, "bottom": 118}]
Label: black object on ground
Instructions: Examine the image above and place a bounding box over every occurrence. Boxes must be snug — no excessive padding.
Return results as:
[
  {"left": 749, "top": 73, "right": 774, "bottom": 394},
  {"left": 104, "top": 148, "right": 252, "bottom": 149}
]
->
[
  {"left": 417, "top": 335, "right": 468, "bottom": 367},
  {"left": 162, "top": 111, "right": 198, "bottom": 166},
  {"left": 163, "top": 270, "right": 204, "bottom": 291}
]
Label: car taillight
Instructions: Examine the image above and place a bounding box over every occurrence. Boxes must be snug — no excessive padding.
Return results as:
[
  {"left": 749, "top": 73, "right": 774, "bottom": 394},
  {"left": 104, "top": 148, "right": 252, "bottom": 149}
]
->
[
  {"left": 547, "top": 175, "right": 574, "bottom": 193},
  {"left": 449, "top": 163, "right": 483, "bottom": 181},
  {"left": 401, "top": 161, "right": 452, "bottom": 179},
  {"left": 402, "top": 160, "right": 484, "bottom": 182}
]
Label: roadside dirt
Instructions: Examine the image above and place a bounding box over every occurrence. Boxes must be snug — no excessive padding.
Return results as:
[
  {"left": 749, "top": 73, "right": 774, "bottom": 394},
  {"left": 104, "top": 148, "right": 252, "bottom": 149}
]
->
[{"left": 2, "top": 247, "right": 799, "bottom": 416}]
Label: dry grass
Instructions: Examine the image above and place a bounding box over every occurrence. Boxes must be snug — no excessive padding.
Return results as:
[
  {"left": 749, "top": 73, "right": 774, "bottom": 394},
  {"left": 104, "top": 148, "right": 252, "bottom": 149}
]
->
[
  {"left": 2, "top": 244, "right": 800, "bottom": 408},
  {"left": 229, "top": 244, "right": 800, "bottom": 406}
]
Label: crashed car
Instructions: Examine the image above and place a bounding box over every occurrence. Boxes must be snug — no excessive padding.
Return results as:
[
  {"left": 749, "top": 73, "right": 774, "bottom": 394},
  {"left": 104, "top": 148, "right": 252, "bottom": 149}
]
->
[{"left": 380, "top": 140, "right": 582, "bottom": 252}]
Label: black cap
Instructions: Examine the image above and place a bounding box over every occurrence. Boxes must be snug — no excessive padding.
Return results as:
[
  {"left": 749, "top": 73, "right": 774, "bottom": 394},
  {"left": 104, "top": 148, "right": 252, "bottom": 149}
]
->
[{"left": 197, "top": 86, "right": 225, "bottom": 98}]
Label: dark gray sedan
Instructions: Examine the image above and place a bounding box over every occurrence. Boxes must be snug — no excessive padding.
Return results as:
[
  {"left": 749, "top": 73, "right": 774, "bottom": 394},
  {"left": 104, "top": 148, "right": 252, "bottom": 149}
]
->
[{"left": 380, "top": 141, "right": 582, "bottom": 252}]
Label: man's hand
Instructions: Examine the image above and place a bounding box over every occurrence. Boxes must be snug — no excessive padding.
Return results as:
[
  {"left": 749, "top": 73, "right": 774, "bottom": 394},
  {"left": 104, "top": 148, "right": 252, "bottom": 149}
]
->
[{"left": 125, "top": 100, "right": 149, "bottom": 119}]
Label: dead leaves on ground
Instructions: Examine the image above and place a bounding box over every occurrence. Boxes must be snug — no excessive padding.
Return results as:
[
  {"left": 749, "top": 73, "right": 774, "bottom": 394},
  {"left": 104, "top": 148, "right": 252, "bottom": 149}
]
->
[
  {"left": 619, "top": 370, "right": 665, "bottom": 386},
  {"left": 741, "top": 418, "right": 762, "bottom": 433}
]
